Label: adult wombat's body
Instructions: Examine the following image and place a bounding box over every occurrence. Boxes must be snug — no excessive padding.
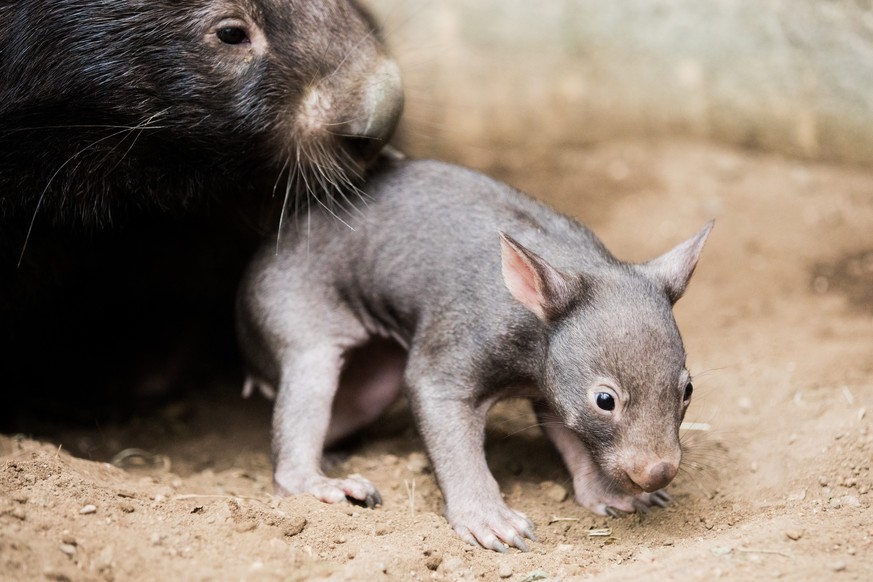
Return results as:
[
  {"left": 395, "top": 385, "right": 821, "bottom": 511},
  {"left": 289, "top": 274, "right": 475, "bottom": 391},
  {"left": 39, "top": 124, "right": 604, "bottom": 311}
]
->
[{"left": 0, "top": 0, "right": 403, "bottom": 417}]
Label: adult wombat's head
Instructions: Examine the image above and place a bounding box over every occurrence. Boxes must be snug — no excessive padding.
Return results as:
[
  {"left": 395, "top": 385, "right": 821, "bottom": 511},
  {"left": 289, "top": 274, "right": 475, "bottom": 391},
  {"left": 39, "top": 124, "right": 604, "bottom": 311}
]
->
[{"left": 0, "top": 0, "right": 403, "bottom": 225}]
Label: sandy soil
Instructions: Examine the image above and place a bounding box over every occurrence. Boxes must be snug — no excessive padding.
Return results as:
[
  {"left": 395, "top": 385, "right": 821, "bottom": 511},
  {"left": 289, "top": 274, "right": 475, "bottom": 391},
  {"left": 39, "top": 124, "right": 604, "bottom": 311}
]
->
[{"left": 2, "top": 139, "right": 872, "bottom": 581}]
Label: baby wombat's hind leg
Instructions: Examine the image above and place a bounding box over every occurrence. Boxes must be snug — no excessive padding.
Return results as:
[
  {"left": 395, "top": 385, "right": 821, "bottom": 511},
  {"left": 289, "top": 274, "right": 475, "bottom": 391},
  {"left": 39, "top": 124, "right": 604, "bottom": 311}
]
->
[
  {"left": 271, "top": 340, "right": 382, "bottom": 508},
  {"left": 325, "top": 337, "right": 407, "bottom": 447}
]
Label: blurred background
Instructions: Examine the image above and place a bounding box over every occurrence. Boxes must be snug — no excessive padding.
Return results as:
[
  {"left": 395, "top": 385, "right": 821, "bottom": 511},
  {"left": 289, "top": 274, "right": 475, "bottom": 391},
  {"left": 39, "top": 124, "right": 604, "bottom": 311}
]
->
[{"left": 370, "top": 0, "right": 873, "bottom": 168}]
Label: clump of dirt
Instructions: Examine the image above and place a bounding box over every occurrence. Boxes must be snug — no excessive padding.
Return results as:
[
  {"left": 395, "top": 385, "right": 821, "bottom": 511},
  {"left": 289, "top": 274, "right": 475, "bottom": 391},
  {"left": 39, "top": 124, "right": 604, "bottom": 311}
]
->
[{"left": 2, "top": 139, "right": 873, "bottom": 580}]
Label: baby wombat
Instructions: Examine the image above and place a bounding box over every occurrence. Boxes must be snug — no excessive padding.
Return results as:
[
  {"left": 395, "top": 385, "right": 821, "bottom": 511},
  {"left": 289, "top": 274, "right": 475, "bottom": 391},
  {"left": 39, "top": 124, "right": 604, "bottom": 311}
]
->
[{"left": 237, "top": 159, "right": 712, "bottom": 552}]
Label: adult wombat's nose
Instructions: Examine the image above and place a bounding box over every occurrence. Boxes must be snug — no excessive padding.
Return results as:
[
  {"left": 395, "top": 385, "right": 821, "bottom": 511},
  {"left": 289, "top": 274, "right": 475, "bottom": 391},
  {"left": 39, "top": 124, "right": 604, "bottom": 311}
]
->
[{"left": 340, "top": 58, "right": 404, "bottom": 164}]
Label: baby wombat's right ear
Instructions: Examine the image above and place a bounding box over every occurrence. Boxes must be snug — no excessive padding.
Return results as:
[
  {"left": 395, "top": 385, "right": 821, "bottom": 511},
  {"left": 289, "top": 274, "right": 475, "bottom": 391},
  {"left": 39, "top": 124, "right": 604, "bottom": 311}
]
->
[
  {"left": 500, "top": 232, "right": 576, "bottom": 322},
  {"left": 639, "top": 221, "right": 714, "bottom": 304}
]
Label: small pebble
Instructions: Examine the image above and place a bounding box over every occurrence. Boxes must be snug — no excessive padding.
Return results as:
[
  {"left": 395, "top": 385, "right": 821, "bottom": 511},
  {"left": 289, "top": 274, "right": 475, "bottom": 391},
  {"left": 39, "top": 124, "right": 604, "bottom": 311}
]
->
[
  {"left": 284, "top": 516, "right": 306, "bottom": 537},
  {"left": 543, "top": 482, "right": 568, "bottom": 503},
  {"left": 498, "top": 563, "right": 513, "bottom": 578},
  {"left": 832, "top": 561, "right": 847, "bottom": 572},
  {"left": 59, "top": 544, "right": 76, "bottom": 557},
  {"left": 841, "top": 495, "right": 861, "bottom": 508},
  {"left": 79, "top": 504, "right": 97, "bottom": 515},
  {"left": 785, "top": 530, "right": 803, "bottom": 541},
  {"left": 406, "top": 453, "right": 429, "bottom": 474},
  {"left": 442, "top": 557, "right": 464, "bottom": 574},
  {"left": 425, "top": 554, "right": 442, "bottom": 571},
  {"left": 382, "top": 454, "right": 399, "bottom": 466}
]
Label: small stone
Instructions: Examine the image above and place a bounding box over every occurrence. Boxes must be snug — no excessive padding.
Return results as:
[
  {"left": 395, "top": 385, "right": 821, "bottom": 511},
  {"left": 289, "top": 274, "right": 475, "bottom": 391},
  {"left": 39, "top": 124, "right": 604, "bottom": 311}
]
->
[
  {"left": 59, "top": 544, "right": 76, "bottom": 557},
  {"left": 830, "top": 498, "right": 842, "bottom": 509},
  {"left": 11, "top": 492, "right": 29, "bottom": 504},
  {"left": 543, "top": 482, "right": 568, "bottom": 503},
  {"left": 10, "top": 507, "right": 26, "bottom": 521},
  {"left": 424, "top": 554, "right": 442, "bottom": 571},
  {"left": 79, "top": 504, "right": 97, "bottom": 515},
  {"left": 841, "top": 495, "right": 861, "bottom": 508},
  {"left": 119, "top": 503, "right": 135, "bottom": 513},
  {"left": 375, "top": 524, "right": 391, "bottom": 536},
  {"left": 442, "top": 557, "right": 464, "bottom": 573},
  {"left": 818, "top": 476, "right": 829, "bottom": 487},
  {"left": 283, "top": 516, "right": 306, "bottom": 537},
  {"left": 832, "top": 561, "right": 847, "bottom": 572},
  {"left": 150, "top": 532, "right": 167, "bottom": 546},
  {"left": 498, "top": 563, "right": 513, "bottom": 578},
  {"left": 382, "top": 454, "right": 399, "bottom": 466},
  {"left": 785, "top": 530, "right": 803, "bottom": 541},
  {"left": 406, "top": 453, "right": 429, "bottom": 474},
  {"left": 61, "top": 534, "right": 77, "bottom": 546},
  {"left": 738, "top": 396, "right": 752, "bottom": 411}
]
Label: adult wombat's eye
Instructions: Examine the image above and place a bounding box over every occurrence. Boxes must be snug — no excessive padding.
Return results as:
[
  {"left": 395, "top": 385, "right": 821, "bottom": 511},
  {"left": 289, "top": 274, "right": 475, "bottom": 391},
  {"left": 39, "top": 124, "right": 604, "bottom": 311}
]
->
[{"left": 216, "top": 26, "right": 250, "bottom": 45}]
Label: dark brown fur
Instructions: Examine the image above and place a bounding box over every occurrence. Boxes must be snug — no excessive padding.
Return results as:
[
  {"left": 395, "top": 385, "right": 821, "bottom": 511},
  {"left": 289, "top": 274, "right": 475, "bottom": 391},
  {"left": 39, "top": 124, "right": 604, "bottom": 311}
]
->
[{"left": 0, "top": 0, "right": 403, "bottom": 421}]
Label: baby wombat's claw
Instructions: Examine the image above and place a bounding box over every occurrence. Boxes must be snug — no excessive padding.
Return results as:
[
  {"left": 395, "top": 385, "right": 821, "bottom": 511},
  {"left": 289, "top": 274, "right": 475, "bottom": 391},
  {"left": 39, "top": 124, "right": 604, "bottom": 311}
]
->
[
  {"left": 285, "top": 474, "right": 382, "bottom": 508},
  {"left": 451, "top": 506, "right": 537, "bottom": 553},
  {"left": 645, "top": 490, "right": 673, "bottom": 508},
  {"left": 241, "top": 378, "right": 277, "bottom": 400},
  {"left": 631, "top": 499, "right": 652, "bottom": 515},
  {"left": 605, "top": 506, "right": 628, "bottom": 518}
]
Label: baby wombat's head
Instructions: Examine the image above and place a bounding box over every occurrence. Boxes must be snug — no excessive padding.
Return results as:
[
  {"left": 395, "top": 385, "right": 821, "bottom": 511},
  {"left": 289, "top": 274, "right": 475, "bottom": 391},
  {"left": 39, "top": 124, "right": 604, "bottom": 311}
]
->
[
  {"left": 501, "top": 223, "right": 713, "bottom": 495},
  {"left": 0, "top": 0, "right": 402, "bottom": 223}
]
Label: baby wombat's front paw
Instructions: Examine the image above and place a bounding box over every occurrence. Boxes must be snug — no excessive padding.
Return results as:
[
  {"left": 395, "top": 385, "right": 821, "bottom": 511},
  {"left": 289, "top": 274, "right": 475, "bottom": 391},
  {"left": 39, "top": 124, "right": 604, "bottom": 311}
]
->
[
  {"left": 275, "top": 472, "right": 382, "bottom": 508},
  {"left": 448, "top": 502, "right": 538, "bottom": 553},
  {"left": 574, "top": 475, "right": 673, "bottom": 517}
]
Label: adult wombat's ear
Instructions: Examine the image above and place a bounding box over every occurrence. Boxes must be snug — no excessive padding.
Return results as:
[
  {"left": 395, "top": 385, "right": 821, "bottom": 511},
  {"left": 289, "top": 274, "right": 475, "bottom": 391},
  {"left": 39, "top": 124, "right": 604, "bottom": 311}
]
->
[
  {"left": 500, "top": 232, "right": 576, "bottom": 322},
  {"left": 639, "top": 221, "right": 714, "bottom": 304}
]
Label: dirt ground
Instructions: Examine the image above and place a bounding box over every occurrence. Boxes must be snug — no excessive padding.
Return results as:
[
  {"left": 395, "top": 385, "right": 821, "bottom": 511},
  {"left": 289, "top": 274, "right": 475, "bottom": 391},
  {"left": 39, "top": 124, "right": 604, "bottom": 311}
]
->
[{"left": 2, "top": 139, "right": 872, "bottom": 581}]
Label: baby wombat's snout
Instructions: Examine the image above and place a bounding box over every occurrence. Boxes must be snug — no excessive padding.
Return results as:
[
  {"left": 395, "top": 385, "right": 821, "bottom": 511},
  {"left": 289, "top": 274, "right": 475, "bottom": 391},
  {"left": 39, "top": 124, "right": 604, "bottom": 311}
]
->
[{"left": 620, "top": 444, "right": 682, "bottom": 493}]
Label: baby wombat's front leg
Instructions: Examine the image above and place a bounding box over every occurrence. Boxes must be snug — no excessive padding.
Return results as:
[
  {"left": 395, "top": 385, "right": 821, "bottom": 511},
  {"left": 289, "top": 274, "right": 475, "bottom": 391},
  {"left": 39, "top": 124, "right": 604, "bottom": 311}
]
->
[
  {"left": 406, "top": 361, "right": 537, "bottom": 552},
  {"left": 271, "top": 344, "right": 382, "bottom": 508}
]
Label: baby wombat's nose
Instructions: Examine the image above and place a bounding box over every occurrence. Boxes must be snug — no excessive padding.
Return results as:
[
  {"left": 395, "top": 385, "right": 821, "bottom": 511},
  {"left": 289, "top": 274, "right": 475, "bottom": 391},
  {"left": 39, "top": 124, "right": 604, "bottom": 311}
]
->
[
  {"left": 630, "top": 461, "right": 678, "bottom": 493},
  {"left": 340, "top": 58, "right": 404, "bottom": 163}
]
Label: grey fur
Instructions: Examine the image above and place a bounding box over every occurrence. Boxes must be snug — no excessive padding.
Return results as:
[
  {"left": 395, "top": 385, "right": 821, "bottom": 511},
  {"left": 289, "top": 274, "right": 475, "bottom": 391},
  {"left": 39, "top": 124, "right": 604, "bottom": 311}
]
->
[{"left": 237, "top": 159, "right": 712, "bottom": 551}]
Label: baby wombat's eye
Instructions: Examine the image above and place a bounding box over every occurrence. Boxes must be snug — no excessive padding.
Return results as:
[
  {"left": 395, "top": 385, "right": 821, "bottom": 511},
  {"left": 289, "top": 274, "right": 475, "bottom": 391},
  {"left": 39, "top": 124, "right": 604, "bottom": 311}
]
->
[
  {"left": 216, "top": 26, "right": 250, "bottom": 45},
  {"left": 595, "top": 392, "right": 615, "bottom": 411},
  {"left": 683, "top": 382, "right": 694, "bottom": 402}
]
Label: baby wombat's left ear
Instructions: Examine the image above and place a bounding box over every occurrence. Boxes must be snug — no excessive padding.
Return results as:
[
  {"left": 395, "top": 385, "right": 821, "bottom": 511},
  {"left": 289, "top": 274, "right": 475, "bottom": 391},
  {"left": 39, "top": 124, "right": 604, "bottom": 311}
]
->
[
  {"left": 499, "top": 232, "right": 576, "bottom": 322},
  {"left": 639, "top": 221, "right": 714, "bottom": 304}
]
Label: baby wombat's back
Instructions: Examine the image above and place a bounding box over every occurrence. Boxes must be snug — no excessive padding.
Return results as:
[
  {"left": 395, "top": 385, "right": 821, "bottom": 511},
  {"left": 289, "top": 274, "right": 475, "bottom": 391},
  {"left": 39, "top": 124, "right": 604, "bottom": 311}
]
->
[{"left": 276, "top": 159, "right": 616, "bottom": 285}]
